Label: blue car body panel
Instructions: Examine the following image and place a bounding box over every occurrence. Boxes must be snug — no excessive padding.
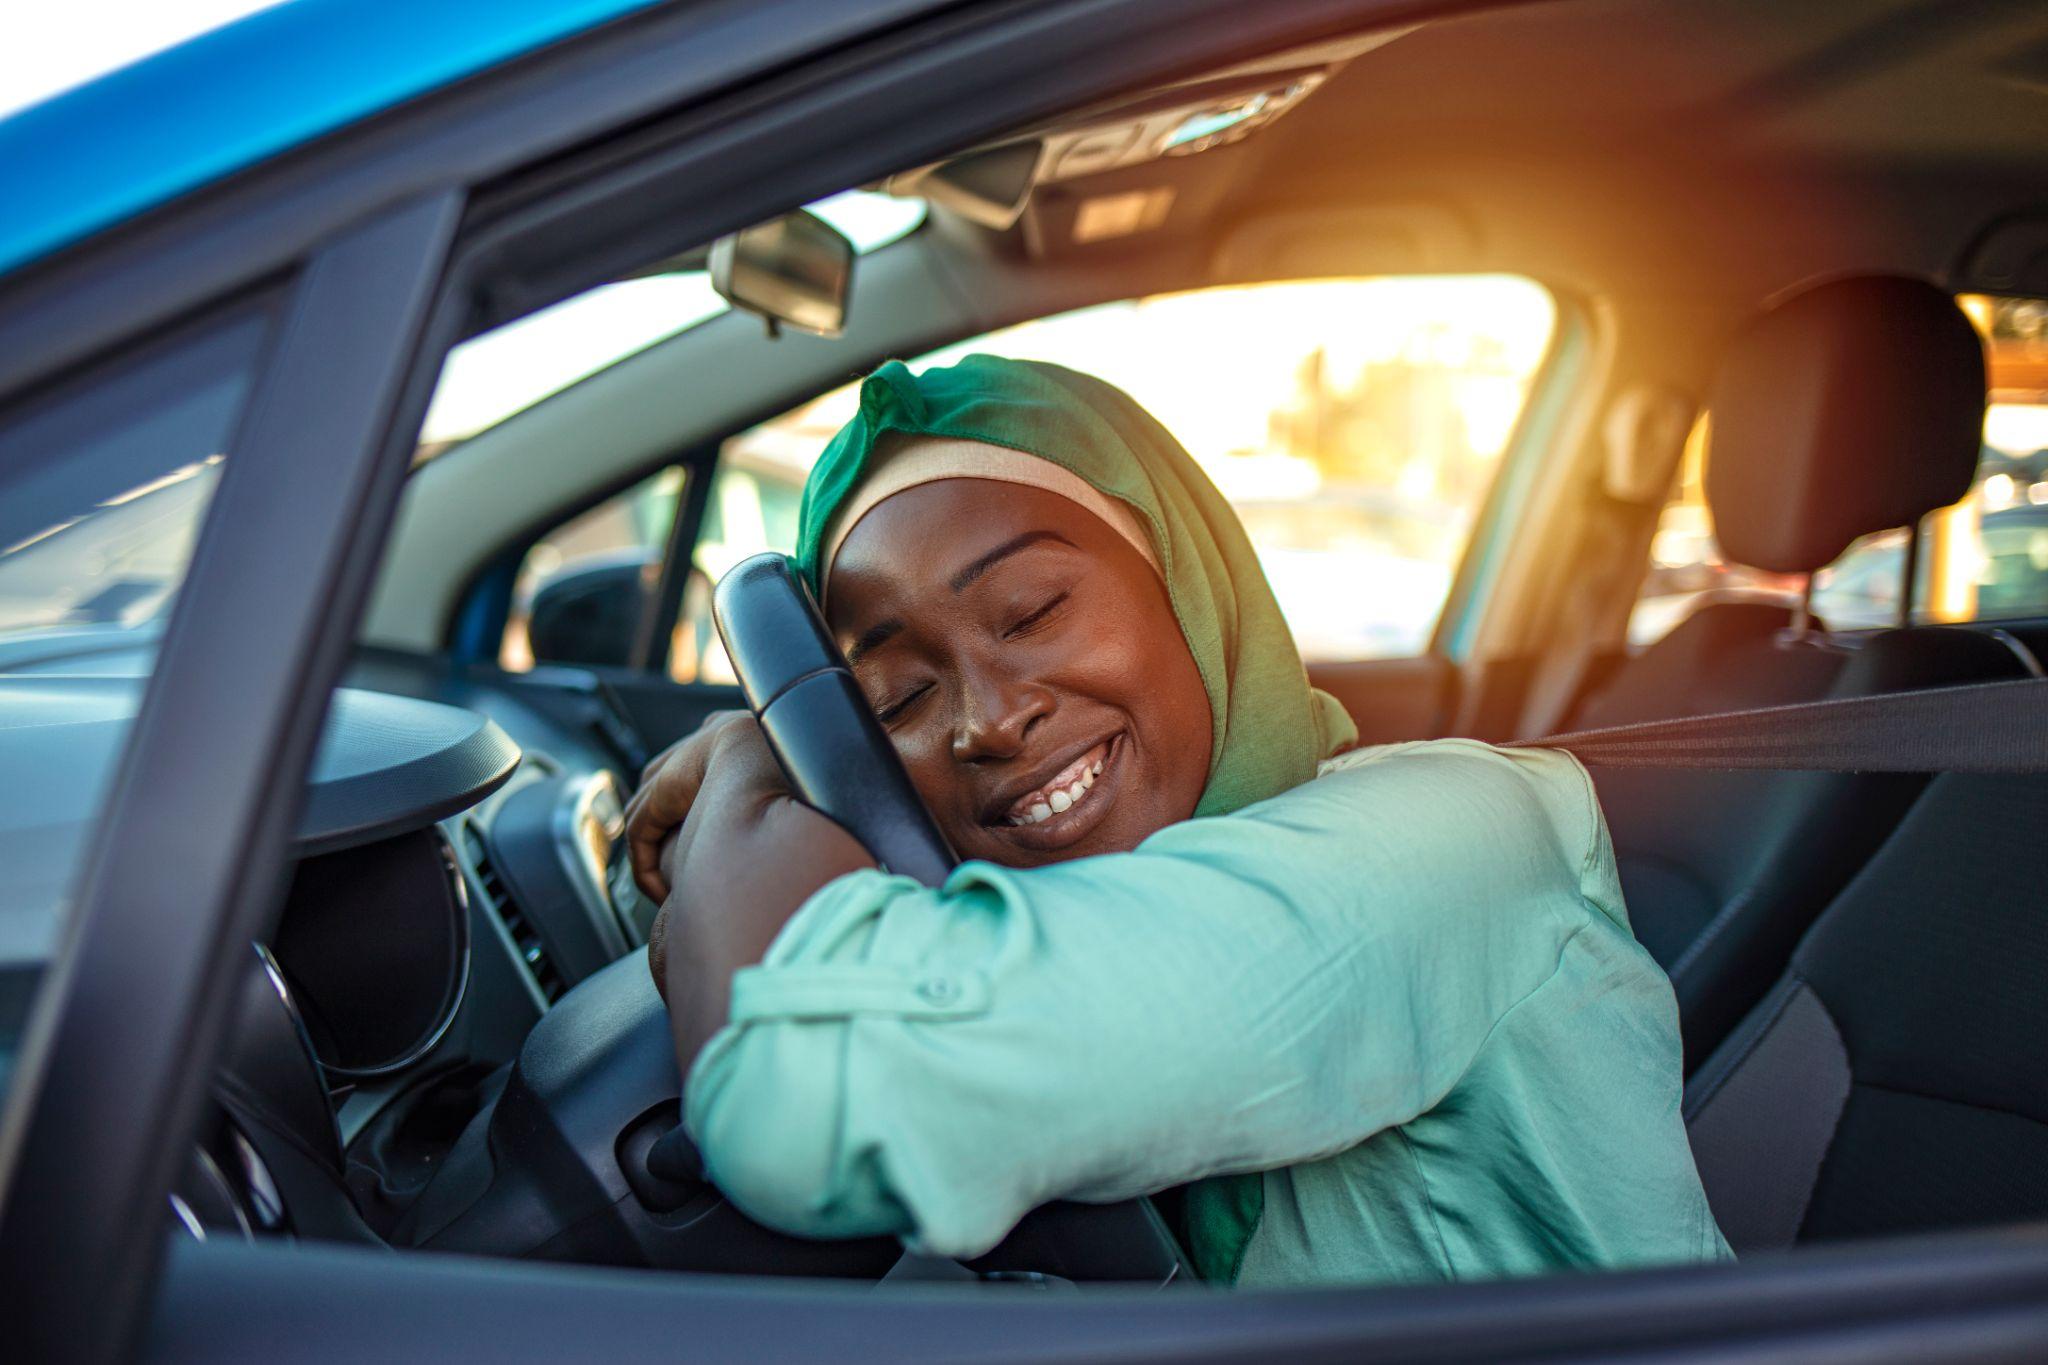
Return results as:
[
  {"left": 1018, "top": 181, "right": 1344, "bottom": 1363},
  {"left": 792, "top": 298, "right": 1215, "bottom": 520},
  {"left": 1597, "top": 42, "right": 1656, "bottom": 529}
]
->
[{"left": 0, "top": 0, "right": 664, "bottom": 281}]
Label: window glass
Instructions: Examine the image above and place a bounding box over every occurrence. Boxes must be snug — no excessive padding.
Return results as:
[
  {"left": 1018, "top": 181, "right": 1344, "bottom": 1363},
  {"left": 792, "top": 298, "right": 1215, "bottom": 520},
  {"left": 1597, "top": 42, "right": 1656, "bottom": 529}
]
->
[
  {"left": 1630, "top": 292, "right": 2048, "bottom": 645},
  {"left": 0, "top": 309, "right": 269, "bottom": 1095},
  {"left": 499, "top": 466, "right": 685, "bottom": 672},
  {"left": 670, "top": 276, "right": 1557, "bottom": 681},
  {"left": 1627, "top": 416, "right": 1807, "bottom": 645}
]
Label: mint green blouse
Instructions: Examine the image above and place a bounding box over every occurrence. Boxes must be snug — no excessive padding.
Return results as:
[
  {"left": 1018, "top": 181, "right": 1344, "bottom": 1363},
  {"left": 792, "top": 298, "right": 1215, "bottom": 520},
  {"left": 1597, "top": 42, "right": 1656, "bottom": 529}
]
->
[{"left": 684, "top": 739, "right": 1732, "bottom": 1286}]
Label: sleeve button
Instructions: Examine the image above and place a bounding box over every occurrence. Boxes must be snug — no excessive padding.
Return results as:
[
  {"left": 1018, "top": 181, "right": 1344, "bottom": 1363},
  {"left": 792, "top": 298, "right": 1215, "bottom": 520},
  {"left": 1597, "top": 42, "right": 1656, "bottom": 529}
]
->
[{"left": 916, "top": 976, "right": 958, "bottom": 1004}]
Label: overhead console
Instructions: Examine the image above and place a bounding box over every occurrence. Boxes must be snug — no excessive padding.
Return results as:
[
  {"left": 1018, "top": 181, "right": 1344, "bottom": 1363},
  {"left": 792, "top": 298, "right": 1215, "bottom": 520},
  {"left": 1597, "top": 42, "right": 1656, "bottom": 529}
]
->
[{"left": 884, "top": 28, "right": 1409, "bottom": 252}]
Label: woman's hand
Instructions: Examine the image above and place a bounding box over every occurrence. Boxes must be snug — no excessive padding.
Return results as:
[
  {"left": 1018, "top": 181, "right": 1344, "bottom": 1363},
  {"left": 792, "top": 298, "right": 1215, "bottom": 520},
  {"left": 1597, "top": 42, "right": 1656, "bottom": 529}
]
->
[
  {"left": 624, "top": 711, "right": 873, "bottom": 1067},
  {"left": 625, "top": 709, "right": 750, "bottom": 906}
]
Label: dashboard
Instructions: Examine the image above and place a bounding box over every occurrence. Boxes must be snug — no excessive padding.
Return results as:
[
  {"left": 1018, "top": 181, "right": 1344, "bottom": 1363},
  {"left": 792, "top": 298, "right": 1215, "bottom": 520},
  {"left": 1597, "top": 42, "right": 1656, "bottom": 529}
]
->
[{"left": 153, "top": 653, "right": 667, "bottom": 1249}]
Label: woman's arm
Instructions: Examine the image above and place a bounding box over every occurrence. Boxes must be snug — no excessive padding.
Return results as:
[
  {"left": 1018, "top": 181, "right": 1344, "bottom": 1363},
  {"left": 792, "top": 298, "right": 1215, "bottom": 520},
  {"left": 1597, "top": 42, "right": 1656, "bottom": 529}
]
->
[
  {"left": 684, "top": 741, "right": 1617, "bottom": 1258},
  {"left": 626, "top": 712, "right": 873, "bottom": 1068}
]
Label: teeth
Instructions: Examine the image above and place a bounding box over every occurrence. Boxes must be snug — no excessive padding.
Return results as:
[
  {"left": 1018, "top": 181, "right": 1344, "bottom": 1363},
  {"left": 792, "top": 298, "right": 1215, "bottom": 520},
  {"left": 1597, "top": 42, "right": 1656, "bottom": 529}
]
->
[{"left": 1003, "top": 742, "right": 1115, "bottom": 826}]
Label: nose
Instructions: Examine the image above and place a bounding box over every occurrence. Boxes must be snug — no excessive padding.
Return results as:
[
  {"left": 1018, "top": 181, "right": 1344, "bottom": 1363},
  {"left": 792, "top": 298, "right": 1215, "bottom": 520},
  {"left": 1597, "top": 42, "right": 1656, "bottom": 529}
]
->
[{"left": 951, "top": 663, "right": 1053, "bottom": 763}]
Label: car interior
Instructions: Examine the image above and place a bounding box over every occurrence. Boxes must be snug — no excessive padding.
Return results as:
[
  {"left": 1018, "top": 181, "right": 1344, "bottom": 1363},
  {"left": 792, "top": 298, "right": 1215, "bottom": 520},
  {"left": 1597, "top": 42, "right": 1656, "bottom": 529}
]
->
[{"left": 10, "top": 0, "right": 2048, "bottom": 1320}]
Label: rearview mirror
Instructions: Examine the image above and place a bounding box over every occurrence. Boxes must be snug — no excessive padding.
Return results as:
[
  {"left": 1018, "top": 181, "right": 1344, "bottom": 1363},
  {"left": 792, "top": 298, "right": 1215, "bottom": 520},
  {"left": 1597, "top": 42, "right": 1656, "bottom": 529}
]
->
[{"left": 708, "top": 209, "right": 853, "bottom": 338}]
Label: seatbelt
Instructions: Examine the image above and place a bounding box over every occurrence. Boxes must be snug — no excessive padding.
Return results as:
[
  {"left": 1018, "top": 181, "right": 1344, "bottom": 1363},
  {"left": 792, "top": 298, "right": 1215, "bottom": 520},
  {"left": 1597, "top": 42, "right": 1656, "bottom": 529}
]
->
[{"left": 1508, "top": 676, "right": 2048, "bottom": 773}]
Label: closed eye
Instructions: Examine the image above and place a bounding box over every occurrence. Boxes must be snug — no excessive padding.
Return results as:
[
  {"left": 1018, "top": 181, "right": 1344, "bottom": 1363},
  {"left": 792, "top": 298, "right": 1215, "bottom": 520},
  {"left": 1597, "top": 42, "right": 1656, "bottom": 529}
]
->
[
  {"left": 875, "top": 682, "right": 932, "bottom": 725},
  {"left": 1005, "top": 591, "right": 1070, "bottom": 639}
]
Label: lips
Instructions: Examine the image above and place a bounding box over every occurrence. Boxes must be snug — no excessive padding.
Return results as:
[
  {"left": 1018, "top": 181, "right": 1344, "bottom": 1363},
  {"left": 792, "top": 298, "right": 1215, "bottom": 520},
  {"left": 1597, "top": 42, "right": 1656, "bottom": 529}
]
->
[
  {"left": 1001, "top": 739, "right": 1111, "bottom": 825},
  {"left": 978, "top": 732, "right": 1126, "bottom": 854}
]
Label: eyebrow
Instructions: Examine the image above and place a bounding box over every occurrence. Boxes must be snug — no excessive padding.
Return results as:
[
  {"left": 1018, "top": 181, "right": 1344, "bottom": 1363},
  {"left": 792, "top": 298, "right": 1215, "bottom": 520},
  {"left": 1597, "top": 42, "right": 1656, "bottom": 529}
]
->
[
  {"left": 948, "top": 530, "right": 1076, "bottom": 593},
  {"left": 844, "top": 530, "right": 1076, "bottom": 665},
  {"left": 846, "top": 619, "right": 903, "bottom": 665}
]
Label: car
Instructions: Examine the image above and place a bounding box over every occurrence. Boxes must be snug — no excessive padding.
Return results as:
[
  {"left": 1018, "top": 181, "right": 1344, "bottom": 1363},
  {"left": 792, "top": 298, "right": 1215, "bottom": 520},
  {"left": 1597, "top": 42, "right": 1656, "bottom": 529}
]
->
[{"left": 5, "top": 1, "right": 2048, "bottom": 1361}]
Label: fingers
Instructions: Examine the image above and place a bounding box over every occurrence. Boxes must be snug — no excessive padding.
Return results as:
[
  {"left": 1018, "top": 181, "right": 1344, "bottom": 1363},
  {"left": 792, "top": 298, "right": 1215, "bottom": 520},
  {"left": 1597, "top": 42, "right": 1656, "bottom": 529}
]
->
[
  {"left": 625, "top": 808, "right": 669, "bottom": 906},
  {"left": 639, "top": 744, "right": 679, "bottom": 791},
  {"left": 624, "top": 710, "right": 754, "bottom": 903},
  {"left": 627, "top": 780, "right": 685, "bottom": 904},
  {"left": 627, "top": 736, "right": 708, "bottom": 903}
]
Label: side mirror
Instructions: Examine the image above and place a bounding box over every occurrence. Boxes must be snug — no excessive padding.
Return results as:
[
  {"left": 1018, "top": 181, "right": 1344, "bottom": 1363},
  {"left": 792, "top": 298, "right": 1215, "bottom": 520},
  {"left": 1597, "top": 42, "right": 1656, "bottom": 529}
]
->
[
  {"left": 526, "top": 555, "right": 653, "bottom": 668},
  {"left": 708, "top": 209, "right": 854, "bottom": 338}
]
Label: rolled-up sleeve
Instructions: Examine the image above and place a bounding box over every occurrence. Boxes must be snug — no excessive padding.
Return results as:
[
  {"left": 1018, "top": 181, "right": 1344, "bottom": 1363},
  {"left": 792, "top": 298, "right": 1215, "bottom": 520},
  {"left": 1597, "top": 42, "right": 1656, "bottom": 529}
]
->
[{"left": 684, "top": 740, "right": 1609, "bottom": 1258}]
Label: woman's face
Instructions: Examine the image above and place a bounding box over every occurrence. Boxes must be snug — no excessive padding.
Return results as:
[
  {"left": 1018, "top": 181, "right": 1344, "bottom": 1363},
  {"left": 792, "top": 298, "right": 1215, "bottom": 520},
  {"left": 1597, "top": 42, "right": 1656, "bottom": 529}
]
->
[{"left": 826, "top": 478, "right": 1213, "bottom": 868}]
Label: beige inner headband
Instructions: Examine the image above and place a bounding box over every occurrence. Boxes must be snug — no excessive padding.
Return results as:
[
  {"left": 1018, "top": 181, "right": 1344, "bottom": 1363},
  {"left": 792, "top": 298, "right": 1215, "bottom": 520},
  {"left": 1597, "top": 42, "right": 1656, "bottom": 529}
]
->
[{"left": 820, "top": 436, "right": 1161, "bottom": 598}]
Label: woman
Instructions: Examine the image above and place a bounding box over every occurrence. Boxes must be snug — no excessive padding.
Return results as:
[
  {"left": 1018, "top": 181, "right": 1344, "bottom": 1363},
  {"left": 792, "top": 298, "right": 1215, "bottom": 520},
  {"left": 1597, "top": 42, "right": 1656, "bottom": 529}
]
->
[{"left": 626, "top": 354, "right": 1729, "bottom": 1287}]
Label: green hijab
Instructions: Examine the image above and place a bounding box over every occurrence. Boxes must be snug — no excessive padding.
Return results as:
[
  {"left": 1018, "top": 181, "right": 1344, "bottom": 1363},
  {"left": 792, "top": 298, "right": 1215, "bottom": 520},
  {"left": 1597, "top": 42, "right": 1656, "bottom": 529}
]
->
[{"left": 793, "top": 354, "right": 1356, "bottom": 816}]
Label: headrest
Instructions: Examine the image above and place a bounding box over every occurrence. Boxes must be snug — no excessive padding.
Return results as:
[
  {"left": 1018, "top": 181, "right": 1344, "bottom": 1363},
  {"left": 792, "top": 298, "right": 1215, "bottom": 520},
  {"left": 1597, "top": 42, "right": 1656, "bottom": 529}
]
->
[{"left": 1705, "top": 275, "right": 1985, "bottom": 574}]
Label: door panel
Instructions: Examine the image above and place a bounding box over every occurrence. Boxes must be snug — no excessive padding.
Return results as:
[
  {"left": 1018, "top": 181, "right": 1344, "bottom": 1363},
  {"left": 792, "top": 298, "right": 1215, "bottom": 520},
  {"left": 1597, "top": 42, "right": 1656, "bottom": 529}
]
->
[
  {"left": 1309, "top": 656, "right": 1455, "bottom": 746},
  {"left": 148, "top": 1228, "right": 2048, "bottom": 1363}
]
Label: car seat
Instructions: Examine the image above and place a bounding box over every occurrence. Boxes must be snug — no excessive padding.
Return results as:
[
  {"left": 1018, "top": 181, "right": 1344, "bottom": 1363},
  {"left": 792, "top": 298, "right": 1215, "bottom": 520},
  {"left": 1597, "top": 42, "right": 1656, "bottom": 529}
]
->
[
  {"left": 1569, "top": 275, "right": 2040, "bottom": 1066},
  {"left": 1685, "top": 768, "right": 2048, "bottom": 1251}
]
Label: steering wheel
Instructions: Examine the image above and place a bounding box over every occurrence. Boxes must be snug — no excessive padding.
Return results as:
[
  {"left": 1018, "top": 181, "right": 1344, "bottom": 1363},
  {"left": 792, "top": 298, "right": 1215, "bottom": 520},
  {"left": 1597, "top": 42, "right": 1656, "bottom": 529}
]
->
[{"left": 710, "top": 553, "right": 956, "bottom": 885}]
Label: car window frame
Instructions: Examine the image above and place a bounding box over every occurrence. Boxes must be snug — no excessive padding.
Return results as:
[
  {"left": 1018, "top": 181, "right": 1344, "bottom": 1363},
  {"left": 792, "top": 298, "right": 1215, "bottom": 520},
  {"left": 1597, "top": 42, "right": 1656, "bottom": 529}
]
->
[
  {"left": 0, "top": 191, "right": 464, "bottom": 1363},
  {"left": 1432, "top": 289, "right": 1594, "bottom": 664},
  {"left": 11, "top": 2, "right": 1468, "bottom": 1344}
]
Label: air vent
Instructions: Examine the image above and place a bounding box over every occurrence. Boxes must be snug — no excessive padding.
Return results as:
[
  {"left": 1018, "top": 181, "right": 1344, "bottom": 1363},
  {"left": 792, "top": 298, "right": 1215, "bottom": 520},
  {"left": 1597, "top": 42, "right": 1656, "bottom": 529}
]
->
[{"left": 463, "top": 822, "right": 565, "bottom": 1004}]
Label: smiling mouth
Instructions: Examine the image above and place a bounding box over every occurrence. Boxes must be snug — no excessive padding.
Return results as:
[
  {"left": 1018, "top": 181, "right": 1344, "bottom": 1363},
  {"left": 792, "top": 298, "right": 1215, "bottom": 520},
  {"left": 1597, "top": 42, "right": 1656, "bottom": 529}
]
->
[
  {"left": 1002, "top": 741, "right": 1110, "bottom": 826},
  {"left": 987, "top": 732, "right": 1124, "bottom": 837}
]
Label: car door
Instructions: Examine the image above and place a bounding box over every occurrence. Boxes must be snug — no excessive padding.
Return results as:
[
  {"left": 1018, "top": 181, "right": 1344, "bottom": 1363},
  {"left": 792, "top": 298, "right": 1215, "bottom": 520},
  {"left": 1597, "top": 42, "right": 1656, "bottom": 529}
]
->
[{"left": 8, "top": 2, "right": 2048, "bottom": 1362}]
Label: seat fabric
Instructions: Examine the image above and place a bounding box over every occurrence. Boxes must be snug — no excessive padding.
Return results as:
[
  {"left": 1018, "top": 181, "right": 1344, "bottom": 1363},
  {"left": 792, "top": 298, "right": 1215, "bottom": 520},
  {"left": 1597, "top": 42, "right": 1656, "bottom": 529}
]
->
[
  {"left": 1580, "top": 616, "right": 2035, "bottom": 1063},
  {"left": 1686, "top": 772, "right": 2048, "bottom": 1252},
  {"left": 1572, "top": 602, "right": 1843, "bottom": 969}
]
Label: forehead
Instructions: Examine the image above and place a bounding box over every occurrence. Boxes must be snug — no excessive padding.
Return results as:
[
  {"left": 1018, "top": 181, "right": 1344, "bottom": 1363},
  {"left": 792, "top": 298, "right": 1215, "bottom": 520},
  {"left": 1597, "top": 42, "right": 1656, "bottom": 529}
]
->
[{"left": 836, "top": 479, "right": 1104, "bottom": 568}]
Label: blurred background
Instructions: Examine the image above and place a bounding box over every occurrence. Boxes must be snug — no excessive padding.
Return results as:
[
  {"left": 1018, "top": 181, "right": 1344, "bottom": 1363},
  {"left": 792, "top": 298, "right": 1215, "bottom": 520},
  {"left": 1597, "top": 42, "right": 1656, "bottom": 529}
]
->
[{"left": 3, "top": 3, "right": 289, "bottom": 120}]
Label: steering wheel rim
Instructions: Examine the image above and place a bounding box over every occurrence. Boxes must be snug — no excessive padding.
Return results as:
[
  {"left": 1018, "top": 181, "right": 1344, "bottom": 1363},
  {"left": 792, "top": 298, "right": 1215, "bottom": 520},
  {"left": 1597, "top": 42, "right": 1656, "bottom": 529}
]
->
[{"left": 711, "top": 552, "right": 956, "bottom": 885}]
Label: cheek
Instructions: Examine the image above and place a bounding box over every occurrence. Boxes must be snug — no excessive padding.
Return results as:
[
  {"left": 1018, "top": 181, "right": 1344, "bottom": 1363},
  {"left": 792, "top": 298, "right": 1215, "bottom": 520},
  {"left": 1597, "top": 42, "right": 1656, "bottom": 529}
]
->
[
  {"left": 1042, "top": 596, "right": 1211, "bottom": 790},
  {"left": 1143, "top": 636, "right": 1214, "bottom": 813},
  {"left": 888, "top": 726, "right": 958, "bottom": 812},
  {"left": 1102, "top": 595, "right": 1211, "bottom": 811},
  {"left": 1013, "top": 603, "right": 1151, "bottom": 708}
]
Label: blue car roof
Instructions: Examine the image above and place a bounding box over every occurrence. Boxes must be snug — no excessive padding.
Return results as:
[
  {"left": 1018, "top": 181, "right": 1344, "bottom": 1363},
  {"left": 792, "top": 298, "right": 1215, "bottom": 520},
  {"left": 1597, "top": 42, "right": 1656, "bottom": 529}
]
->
[{"left": 0, "top": 0, "right": 662, "bottom": 281}]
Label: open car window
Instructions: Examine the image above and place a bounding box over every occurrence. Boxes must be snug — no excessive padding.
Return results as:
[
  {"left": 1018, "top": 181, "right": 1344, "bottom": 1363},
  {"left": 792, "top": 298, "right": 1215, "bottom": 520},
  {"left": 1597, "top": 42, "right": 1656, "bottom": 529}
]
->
[{"left": 647, "top": 275, "right": 1556, "bottom": 684}]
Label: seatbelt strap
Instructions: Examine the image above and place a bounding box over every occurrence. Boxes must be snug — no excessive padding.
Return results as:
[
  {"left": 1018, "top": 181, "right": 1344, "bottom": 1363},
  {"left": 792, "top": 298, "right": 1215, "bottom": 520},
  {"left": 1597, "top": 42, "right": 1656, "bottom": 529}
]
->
[{"left": 1508, "top": 676, "right": 2048, "bottom": 773}]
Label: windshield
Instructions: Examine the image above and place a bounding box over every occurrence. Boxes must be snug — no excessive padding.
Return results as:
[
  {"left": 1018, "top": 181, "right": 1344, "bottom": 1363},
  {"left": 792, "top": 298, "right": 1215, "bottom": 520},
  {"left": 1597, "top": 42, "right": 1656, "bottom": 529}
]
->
[{"left": 416, "top": 190, "right": 927, "bottom": 454}]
